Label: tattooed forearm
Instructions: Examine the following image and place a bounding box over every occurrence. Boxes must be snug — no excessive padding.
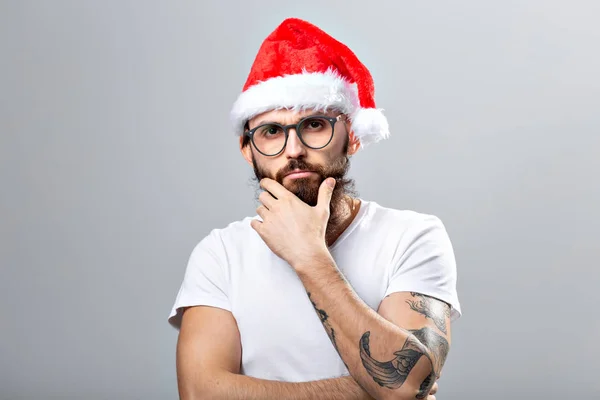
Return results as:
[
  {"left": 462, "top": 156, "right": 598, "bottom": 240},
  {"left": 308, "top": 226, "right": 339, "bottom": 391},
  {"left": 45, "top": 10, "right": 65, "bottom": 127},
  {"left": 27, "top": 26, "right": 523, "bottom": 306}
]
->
[
  {"left": 359, "top": 331, "right": 433, "bottom": 399},
  {"left": 307, "top": 292, "right": 339, "bottom": 352},
  {"left": 307, "top": 292, "right": 352, "bottom": 371},
  {"left": 409, "top": 327, "right": 450, "bottom": 376},
  {"left": 406, "top": 292, "right": 450, "bottom": 334},
  {"left": 359, "top": 327, "right": 449, "bottom": 399}
]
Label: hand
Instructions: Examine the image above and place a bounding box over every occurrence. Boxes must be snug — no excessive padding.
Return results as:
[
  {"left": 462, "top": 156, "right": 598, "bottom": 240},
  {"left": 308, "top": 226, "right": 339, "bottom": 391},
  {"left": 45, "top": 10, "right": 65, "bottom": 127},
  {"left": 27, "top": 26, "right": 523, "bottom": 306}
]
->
[
  {"left": 250, "top": 177, "right": 336, "bottom": 268},
  {"left": 427, "top": 381, "right": 438, "bottom": 399}
]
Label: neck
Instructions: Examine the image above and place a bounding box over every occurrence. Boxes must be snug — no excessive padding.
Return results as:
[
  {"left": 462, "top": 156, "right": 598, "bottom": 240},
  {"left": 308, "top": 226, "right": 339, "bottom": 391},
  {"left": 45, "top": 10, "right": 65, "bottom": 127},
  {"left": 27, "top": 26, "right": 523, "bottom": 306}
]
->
[{"left": 325, "top": 196, "right": 361, "bottom": 247}]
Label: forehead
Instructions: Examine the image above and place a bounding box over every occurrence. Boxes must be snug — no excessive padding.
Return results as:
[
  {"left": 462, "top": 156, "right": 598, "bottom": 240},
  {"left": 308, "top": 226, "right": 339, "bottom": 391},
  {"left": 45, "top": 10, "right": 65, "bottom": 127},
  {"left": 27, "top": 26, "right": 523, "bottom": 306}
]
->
[{"left": 248, "top": 107, "right": 337, "bottom": 127}]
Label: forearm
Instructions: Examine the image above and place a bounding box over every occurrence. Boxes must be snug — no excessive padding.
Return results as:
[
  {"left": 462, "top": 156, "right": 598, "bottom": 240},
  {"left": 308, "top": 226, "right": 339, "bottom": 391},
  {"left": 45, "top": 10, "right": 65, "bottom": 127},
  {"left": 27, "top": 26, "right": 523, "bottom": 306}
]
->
[
  {"left": 193, "top": 371, "right": 374, "bottom": 400},
  {"left": 295, "top": 256, "right": 435, "bottom": 400}
]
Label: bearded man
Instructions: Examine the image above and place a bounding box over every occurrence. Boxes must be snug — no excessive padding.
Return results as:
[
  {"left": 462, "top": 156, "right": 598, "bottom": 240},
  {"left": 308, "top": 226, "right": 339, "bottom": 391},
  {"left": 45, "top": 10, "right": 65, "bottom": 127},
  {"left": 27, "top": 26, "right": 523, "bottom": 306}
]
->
[{"left": 168, "top": 17, "right": 461, "bottom": 400}]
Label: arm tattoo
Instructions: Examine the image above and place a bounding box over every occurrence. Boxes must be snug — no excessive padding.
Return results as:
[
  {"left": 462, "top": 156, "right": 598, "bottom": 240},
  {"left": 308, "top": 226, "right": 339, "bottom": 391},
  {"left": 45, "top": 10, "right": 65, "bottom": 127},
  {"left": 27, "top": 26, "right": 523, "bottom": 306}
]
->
[
  {"left": 359, "top": 328, "right": 449, "bottom": 399},
  {"left": 406, "top": 292, "right": 450, "bottom": 334},
  {"left": 307, "top": 292, "right": 340, "bottom": 353},
  {"left": 360, "top": 331, "right": 433, "bottom": 399},
  {"left": 410, "top": 327, "right": 450, "bottom": 377},
  {"left": 307, "top": 293, "right": 351, "bottom": 371}
]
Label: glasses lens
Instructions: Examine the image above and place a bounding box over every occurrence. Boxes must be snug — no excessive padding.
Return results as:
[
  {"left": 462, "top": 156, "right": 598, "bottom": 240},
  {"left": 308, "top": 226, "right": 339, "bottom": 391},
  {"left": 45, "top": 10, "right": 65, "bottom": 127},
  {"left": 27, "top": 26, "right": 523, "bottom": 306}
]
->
[
  {"left": 298, "top": 117, "right": 333, "bottom": 148},
  {"left": 253, "top": 124, "right": 286, "bottom": 155}
]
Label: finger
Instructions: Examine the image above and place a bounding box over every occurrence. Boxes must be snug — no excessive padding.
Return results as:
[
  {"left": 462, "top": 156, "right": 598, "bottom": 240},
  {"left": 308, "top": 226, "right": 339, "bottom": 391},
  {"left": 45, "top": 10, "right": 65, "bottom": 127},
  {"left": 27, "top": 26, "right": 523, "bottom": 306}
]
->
[
  {"left": 317, "top": 177, "right": 335, "bottom": 209},
  {"left": 425, "top": 396, "right": 435, "bottom": 400},
  {"left": 250, "top": 218, "right": 262, "bottom": 232},
  {"left": 258, "top": 190, "right": 276, "bottom": 210},
  {"left": 260, "top": 178, "right": 290, "bottom": 200},
  {"left": 429, "top": 381, "right": 438, "bottom": 395},
  {"left": 256, "top": 205, "right": 268, "bottom": 220}
]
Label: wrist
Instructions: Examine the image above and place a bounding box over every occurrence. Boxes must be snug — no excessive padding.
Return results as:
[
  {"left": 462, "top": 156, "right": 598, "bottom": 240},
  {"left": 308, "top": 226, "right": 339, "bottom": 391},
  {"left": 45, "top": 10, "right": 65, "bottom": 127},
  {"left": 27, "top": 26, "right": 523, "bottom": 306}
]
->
[{"left": 291, "top": 247, "right": 334, "bottom": 274}]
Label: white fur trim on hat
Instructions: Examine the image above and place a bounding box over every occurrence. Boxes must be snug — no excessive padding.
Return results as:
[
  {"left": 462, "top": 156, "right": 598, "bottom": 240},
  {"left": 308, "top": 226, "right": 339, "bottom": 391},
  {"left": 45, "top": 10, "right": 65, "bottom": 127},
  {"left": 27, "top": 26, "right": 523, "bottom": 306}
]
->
[
  {"left": 230, "top": 68, "right": 389, "bottom": 146},
  {"left": 231, "top": 68, "right": 359, "bottom": 130}
]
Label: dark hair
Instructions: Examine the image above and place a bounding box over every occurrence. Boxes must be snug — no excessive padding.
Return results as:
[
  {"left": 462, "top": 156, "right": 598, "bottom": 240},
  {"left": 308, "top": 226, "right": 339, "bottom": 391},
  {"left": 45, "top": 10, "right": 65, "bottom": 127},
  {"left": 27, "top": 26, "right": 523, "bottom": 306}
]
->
[{"left": 241, "top": 121, "right": 251, "bottom": 148}]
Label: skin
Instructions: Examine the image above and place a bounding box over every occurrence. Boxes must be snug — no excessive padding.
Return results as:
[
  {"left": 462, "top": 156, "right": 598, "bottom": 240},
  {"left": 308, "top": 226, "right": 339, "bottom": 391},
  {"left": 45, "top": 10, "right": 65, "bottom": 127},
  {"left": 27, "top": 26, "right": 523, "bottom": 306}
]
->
[
  {"left": 176, "top": 108, "right": 451, "bottom": 400},
  {"left": 241, "top": 108, "right": 362, "bottom": 247}
]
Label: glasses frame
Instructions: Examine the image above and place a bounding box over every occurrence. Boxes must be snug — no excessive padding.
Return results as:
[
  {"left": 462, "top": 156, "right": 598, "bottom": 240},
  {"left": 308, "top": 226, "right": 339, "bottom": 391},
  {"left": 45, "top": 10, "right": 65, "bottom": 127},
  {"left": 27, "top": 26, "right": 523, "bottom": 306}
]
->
[{"left": 244, "top": 114, "right": 344, "bottom": 157}]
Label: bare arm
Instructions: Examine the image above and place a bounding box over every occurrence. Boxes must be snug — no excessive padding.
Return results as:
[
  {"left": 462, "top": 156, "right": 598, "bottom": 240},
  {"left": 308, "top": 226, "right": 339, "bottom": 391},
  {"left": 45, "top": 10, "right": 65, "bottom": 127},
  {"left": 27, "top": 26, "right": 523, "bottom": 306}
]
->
[
  {"left": 176, "top": 305, "right": 375, "bottom": 400},
  {"left": 295, "top": 255, "right": 451, "bottom": 400}
]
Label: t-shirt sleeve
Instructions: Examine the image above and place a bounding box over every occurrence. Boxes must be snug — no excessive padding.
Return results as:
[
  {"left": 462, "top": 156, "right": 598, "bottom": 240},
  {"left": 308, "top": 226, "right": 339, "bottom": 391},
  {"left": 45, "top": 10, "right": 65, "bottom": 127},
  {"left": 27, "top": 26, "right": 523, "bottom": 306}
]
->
[
  {"left": 384, "top": 214, "right": 462, "bottom": 321},
  {"left": 167, "top": 230, "right": 231, "bottom": 330}
]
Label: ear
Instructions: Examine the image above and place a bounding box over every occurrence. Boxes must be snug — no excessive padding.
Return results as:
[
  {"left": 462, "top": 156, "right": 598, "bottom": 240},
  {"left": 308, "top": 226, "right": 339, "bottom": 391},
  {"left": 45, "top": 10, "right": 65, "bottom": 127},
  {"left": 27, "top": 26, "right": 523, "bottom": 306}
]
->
[
  {"left": 240, "top": 136, "right": 254, "bottom": 167},
  {"left": 343, "top": 118, "right": 361, "bottom": 156},
  {"left": 347, "top": 130, "right": 361, "bottom": 156}
]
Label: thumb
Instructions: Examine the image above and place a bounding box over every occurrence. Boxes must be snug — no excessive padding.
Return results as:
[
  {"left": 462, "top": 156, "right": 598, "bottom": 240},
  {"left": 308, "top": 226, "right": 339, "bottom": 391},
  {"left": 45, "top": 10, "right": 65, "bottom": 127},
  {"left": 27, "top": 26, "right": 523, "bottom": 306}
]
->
[{"left": 317, "top": 178, "right": 335, "bottom": 209}]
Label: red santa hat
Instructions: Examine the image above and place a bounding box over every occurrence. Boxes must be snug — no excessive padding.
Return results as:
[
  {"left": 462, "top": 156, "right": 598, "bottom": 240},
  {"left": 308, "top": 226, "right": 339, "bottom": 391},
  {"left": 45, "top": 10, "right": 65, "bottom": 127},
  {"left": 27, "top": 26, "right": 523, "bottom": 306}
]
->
[{"left": 230, "top": 18, "right": 390, "bottom": 148}]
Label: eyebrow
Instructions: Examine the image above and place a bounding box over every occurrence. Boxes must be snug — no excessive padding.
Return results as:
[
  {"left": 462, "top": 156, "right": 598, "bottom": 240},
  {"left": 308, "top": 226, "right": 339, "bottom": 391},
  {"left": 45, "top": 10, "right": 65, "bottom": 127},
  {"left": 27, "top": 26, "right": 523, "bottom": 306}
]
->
[{"left": 253, "top": 112, "right": 328, "bottom": 128}]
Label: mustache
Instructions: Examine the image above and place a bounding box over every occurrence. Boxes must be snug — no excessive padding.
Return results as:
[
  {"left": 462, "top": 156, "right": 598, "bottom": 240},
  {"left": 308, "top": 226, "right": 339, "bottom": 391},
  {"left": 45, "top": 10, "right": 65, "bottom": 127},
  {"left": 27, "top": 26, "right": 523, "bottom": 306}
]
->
[{"left": 274, "top": 159, "right": 324, "bottom": 182}]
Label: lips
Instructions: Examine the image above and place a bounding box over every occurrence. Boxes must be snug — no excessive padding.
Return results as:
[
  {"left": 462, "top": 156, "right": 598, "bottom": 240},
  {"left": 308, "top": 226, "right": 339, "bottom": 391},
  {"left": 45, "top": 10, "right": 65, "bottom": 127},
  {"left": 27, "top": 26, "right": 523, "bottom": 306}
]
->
[
  {"left": 286, "top": 169, "right": 311, "bottom": 176},
  {"left": 285, "top": 170, "right": 316, "bottom": 179}
]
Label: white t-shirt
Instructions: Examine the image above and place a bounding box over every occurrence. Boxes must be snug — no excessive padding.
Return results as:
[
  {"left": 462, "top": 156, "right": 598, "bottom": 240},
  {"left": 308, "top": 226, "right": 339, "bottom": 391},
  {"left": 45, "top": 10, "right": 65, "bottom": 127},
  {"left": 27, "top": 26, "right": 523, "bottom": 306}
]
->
[{"left": 168, "top": 199, "right": 461, "bottom": 382}]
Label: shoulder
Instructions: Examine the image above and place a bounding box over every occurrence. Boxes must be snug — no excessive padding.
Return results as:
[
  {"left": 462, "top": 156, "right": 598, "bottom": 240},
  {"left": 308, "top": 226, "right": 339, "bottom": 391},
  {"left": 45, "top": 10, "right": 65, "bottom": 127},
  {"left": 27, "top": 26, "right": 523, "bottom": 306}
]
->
[
  {"left": 369, "top": 202, "right": 461, "bottom": 319},
  {"left": 364, "top": 200, "right": 449, "bottom": 240},
  {"left": 189, "top": 215, "right": 263, "bottom": 259}
]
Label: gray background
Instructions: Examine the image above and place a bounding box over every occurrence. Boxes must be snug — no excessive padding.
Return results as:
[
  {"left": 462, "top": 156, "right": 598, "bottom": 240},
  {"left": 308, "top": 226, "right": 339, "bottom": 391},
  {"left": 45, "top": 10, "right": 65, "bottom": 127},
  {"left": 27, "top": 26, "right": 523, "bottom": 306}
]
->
[{"left": 1, "top": 1, "right": 598, "bottom": 399}]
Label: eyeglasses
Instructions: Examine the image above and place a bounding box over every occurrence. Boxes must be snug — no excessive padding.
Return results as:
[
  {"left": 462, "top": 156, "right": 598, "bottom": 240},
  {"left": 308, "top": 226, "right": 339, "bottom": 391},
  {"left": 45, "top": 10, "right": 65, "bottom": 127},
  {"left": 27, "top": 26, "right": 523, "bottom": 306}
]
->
[{"left": 244, "top": 114, "right": 344, "bottom": 156}]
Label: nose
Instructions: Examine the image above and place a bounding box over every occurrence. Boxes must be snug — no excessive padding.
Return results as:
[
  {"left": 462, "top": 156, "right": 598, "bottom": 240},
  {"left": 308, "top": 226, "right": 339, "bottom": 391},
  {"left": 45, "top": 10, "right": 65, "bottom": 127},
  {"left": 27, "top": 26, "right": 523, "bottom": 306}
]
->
[{"left": 283, "top": 127, "right": 307, "bottom": 159}]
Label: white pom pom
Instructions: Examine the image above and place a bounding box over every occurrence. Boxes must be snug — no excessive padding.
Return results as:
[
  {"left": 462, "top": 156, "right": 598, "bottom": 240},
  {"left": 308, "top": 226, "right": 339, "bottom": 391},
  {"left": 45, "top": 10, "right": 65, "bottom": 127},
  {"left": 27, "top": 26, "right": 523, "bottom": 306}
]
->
[{"left": 350, "top": 108, "right": 390, "bottom": 148}]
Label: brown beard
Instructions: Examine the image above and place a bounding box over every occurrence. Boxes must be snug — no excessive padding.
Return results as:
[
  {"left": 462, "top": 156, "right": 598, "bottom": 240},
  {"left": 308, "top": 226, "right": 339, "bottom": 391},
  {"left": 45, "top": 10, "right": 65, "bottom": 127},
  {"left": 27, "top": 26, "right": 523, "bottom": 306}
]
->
[{"left": 250, "top": 142, "right": 357, "bottom": 230}]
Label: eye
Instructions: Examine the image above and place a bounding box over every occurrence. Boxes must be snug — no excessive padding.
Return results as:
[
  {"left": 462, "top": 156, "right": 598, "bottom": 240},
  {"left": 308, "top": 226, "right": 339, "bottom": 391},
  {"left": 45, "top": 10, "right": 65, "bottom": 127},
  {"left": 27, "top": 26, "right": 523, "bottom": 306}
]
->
[
  {"left": 301, "top": 117, "right": 328, "bottom": 132},
  {"left": 257, "top": 124, "right": 283, "bottom": 137}
]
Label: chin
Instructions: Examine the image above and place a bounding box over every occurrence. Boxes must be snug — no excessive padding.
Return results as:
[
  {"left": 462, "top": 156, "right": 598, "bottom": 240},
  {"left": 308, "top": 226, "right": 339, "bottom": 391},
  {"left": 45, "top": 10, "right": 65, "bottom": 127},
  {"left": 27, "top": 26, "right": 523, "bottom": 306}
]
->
[
  {"left": 284, "top": 177, "right": 320, "bottom": 206},
  {"left": 284, "top": 176, "right": 320, "bottom": 189}
]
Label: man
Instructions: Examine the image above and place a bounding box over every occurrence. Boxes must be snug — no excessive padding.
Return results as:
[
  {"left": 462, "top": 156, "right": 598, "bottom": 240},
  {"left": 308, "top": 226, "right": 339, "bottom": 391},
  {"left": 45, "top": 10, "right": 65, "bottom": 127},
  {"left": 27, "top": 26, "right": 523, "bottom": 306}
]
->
[{"left": 168, "top": 18, "right": 461, "bottom": 400}]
